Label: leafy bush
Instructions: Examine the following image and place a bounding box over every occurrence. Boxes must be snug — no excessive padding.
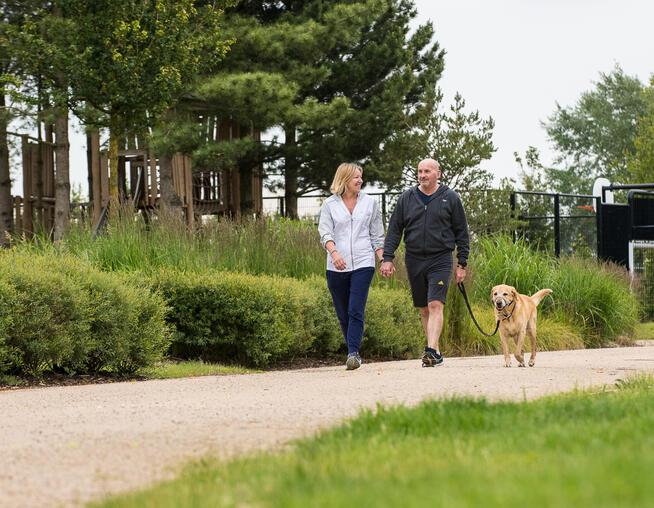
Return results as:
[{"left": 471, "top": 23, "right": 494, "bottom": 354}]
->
[
  {"left": 145, "top": 270, "right": 425, "bottom": 366},
  {"left": 0, "top": 252, "right": 171, "bottom": 377}
]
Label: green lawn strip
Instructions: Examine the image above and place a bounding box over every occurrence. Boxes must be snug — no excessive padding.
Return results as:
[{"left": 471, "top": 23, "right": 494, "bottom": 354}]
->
[
  {"left": 634, "top": 322, "right": 654, "bottom": 340},
  {"left": 140, "top": 361, "right": 255, "bottom": 379},
  {"left": 97, "top": 375, "right": 654, "bottom": 508}
]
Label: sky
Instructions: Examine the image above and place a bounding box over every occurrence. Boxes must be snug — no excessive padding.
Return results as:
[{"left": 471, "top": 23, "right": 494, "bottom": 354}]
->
[
  {"left": 12, "top": 0, "right": 654, "bottom": 196},
  {"left": 414, "top": 0, "right": 654, "bottom": 183}
]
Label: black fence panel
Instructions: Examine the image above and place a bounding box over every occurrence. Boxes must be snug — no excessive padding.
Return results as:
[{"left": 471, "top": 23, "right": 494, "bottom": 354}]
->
[{"left": 597, "top": 203, "right": 629, "bottom": 266}]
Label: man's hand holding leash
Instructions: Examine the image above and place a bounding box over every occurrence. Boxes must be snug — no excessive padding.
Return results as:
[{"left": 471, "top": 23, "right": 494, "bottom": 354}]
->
[{"left": 455, "top": 264, "right": 466, "bottom": 284}]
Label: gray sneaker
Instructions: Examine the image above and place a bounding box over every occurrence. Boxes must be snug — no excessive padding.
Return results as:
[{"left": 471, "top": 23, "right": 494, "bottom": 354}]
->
[{"left": 346, "top": 352, "right": 362, "bottom": 370}]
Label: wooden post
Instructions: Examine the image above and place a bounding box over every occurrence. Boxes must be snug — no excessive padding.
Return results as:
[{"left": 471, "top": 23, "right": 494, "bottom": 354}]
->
[
  {"left": 21, "top": 136, "right": 33, "bottom": 236},
  {"left": 149, "top": 151, "right": 157, "bottom": 207},
  {"left": 90, "top": 131, "right": 102, "bottom": 223},
  {"left": 100, "top": 153, "right": 109, "bottom": 207},
  {"left": 13, "top": 196, "right": 23, "bottom": 234},
  {"left": 184, "top": 155, "right": 194, "bottom": 227}
]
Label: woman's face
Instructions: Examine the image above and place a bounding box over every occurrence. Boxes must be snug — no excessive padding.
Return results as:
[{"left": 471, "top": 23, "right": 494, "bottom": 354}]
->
[{"left": 345, "top": 169, "right": 363, "bottom": 194}]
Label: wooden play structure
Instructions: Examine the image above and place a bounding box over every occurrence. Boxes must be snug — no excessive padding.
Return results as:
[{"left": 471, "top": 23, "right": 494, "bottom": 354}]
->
[{"left": 12, "top": 118, "right": 263, "bottom": 236}]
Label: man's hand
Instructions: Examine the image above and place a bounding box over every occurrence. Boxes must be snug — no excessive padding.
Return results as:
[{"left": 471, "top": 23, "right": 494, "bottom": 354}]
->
[
  {"left": 331, "top": 251, "right": 347, "bottom": 271},
  {"left": 380, "top": 261, "right": 395, "bottom": 278},
  {"left": 455, "top": 265, "right": 466, "bottom": 284}
]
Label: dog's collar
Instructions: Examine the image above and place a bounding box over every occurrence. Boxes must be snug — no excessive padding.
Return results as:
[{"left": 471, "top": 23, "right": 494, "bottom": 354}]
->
[{"left": 499, "top": 299, "right": 516, "bottom": 321}]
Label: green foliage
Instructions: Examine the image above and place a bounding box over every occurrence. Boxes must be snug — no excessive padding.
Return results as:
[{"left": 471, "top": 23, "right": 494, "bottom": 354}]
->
[
  {"left": 167, "top": 0, "right": 445, "bottom": 214},
  {"left": 628, "top": 79, "right": 654, "bottom": 183},
  {"left": 376, "top": 88, "right": 496, "bottom": 191},
  {"left": 98, "top": 378, "right": 654, "bottom": 508},
  {"left": 144, "top": 270, "right": 422, "bottom": 367},
  {"left": 146, "top": 270, "right": 322, "bottom": 366},
  {"left": 16, "top": 216, "right": 641, "bottom": 354},
  {"left": 64, "top": 0, "right": 234, "bottom": 128},
  {"left": 529, "top": 65, "right": 646, "bottom": 194},
  {"left": 470, "top": 235, "right": 639, "bottom": 345},
  {"left": 56, "top": 213, "right": 328, "bottom": 278},
  {"left": 0, "top": 251, "right": 171, "bottom": 377},
  {"left": 140, "top": 360, "right": 254, "bottom": 379},
  {"left": 639, "top": 249, "right": 654, "bottom": 319},
  {"left": 362, "top": 285, "right": 423, "bottom": 358}
]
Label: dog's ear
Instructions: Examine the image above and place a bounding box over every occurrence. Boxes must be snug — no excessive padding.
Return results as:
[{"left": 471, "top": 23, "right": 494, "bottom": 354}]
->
[
  {"left": 511, "top": 287, "right": 517, "bottom": 299},
  {"left": 490, "top": 286, "right": 496, "bottom": 301}
]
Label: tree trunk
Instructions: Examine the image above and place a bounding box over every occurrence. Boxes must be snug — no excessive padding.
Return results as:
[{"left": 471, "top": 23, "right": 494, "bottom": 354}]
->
[
  {"left": 0, "top": 93, "right": 13, "bottom": 247},
  {"left": 109, "top": 119, "right": 119, "bottom": 205},
  {"left": 158, "top": 109, "right": 182, "bottom": 214},
  {"left": 53, "top": 106, "right": 70, "bottom": 241},
  {"left": 159, "top": 153, "right": 174, "bottom": 207},
  {"left": 284, "top": 126, "right": 299, "bottom": 219}
]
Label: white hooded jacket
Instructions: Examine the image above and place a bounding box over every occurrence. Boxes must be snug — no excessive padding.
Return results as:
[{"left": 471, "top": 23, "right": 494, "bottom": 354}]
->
[{"left": 318, "top": 192, "right": 385, "bottom": 272}]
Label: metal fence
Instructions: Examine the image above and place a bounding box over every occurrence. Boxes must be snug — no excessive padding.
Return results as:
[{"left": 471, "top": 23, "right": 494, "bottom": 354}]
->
[{"left": 510, "top": 191, "right": 598, "bottom": 257}]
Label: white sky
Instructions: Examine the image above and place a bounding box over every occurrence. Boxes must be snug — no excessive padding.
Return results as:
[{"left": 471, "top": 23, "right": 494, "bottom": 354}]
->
[
  {"left": 12, "top": 0, "right": 654, "bottom": 196},
  {"left": 415, "top": 0, "right": 654, "bottom": 183}
]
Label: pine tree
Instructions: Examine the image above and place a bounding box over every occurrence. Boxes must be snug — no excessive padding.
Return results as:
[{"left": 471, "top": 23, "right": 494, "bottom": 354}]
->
[{"left": 181, "top": 0, "right": 444, "bottom": 217}]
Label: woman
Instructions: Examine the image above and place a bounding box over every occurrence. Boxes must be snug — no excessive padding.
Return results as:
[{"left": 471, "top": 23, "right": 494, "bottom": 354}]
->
[{"left": 318, "top": 163, "right": 384, "bottom": 370}]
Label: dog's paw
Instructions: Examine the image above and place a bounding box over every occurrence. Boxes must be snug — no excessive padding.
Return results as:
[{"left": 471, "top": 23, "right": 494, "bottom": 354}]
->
[
  {"left": 518, "top": 363, "right": 526, "bottom": 367},
  {"left": 528, "top": 360, "right": 535, "bottom": 367}
]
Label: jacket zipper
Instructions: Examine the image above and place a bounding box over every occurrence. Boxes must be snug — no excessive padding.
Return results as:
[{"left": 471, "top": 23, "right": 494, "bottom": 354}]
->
[
  {"left": 350, "top": 215, "right": 354, "bottom": 269},
  {"left": 423, "top": 203, "right": 428, "bottom": 257}
]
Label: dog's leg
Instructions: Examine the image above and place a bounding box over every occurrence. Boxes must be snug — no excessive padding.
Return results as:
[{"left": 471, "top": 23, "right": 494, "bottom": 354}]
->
[
  {"left": 514, "top": 329, "right": 526, "bottom": 367},
  {"left": 500, "top": 332, "right": 511, "bottom": 367},
  {"left": 527, "top": 318, "right": 537, "bottom": 367}
]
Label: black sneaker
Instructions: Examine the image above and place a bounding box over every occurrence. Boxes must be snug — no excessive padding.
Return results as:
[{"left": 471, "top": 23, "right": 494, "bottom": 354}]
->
[
  {"left": 346, "top": 352, "right": 362, "bottom": 370},
  {"left": 421, "top": 348, "right": 443, "bottom": 367}
]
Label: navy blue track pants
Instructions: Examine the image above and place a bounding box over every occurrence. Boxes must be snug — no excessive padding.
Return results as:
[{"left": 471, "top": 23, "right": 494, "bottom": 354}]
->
[{"left": 326, "top": 267, "right": 375, "bottom": 355}]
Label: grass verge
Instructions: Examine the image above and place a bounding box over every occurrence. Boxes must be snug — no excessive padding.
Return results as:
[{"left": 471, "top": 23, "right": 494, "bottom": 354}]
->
[
  {"left": 634, "top": 322, "right": 654, "bottom": 340},
  {"left": 97, "top": 375, "right": 654, "bottom": 508},
  {"left": 140, "top": 361, "right": 255, "bottom": 379}
]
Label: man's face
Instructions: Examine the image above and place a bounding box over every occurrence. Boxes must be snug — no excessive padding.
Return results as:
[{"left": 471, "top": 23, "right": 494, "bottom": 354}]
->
[{"left": 417, "top": 163, "right": 440, "bottom": 188}]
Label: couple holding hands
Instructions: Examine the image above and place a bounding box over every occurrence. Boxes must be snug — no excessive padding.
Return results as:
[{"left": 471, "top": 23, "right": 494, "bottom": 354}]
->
[{"left": 318, "top": 159, "right": 470, "bottom": 370}]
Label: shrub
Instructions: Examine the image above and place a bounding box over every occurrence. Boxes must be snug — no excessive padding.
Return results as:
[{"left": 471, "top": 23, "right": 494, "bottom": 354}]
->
[
  {"left": 0, "top": 252, "right": 171, "bottom": 377},
  {"left": 362, "top": 285, "right": 424, "bottom": 358},
  {"left": 147, "top": 270, "right": 321, "bottom": 366},
  {"left": 145, "top": 270, "right": 427, "bottom": 366}
]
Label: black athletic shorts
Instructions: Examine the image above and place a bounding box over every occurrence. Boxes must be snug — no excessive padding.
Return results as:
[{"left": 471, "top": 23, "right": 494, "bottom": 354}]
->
[{"left": 405, "top": 251, "right": 454, "bottom": 307}]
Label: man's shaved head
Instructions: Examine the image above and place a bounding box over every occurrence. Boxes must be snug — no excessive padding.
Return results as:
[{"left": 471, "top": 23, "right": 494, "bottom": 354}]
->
[{"left": 418, "top": 158, "right": 440, "bottom": 171}]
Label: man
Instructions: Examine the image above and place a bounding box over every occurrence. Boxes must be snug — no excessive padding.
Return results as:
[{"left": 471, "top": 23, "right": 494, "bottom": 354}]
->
[{"left": 380, "top": 158, "right": 469, "bottom": 367}]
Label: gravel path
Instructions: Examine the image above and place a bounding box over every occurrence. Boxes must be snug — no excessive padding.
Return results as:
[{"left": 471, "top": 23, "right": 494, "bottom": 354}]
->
[{"left": 2, "top": 344, "right": 654, "bottom": 508}]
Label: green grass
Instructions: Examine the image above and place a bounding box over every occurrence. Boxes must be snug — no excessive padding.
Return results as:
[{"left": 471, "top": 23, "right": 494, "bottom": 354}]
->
[
  {"left": 140, "top": 361, "right": 255, "bottom": 379},
  {"left": 634, "top": 322, "right": 654, "bottom": 340},
  {"left": 98, "top": 375, "right": 654, "bottom": 508}
]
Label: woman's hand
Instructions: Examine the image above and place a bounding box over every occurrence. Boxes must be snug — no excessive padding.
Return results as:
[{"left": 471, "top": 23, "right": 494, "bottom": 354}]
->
[{"left": 331, "top": 250, "right": 347, "bottom": 270}]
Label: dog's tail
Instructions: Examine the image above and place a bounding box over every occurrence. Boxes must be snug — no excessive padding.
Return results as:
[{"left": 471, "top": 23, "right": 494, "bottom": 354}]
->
[{"left": 530, "top": 288, "right": 553, "bottom": 306}]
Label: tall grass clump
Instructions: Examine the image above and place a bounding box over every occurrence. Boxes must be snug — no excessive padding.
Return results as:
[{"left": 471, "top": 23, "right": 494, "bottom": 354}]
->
[
  {"left": 27, "top": 209, "right": 329, "bottom": 278},
  {"left": 470, "top": 235, "right": 639, "bottom": 345},
  {"left": 553, "top": 257, "right": 638, "bottom": 343}
]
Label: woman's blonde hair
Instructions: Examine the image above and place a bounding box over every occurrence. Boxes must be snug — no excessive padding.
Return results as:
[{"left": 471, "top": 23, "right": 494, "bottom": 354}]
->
[{"left": 330, "top": 163, "right": 363, "bottom": 195}]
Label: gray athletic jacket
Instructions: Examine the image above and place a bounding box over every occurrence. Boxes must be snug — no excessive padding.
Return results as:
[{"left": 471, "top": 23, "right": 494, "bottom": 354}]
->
[{"left": 382, "top": 185, "right": 470, "bottom": 266}]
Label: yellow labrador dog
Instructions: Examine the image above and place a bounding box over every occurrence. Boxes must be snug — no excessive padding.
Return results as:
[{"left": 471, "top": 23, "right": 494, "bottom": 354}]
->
[{"left": 491, "top": 284, "right": 552, "bottom": 367}]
